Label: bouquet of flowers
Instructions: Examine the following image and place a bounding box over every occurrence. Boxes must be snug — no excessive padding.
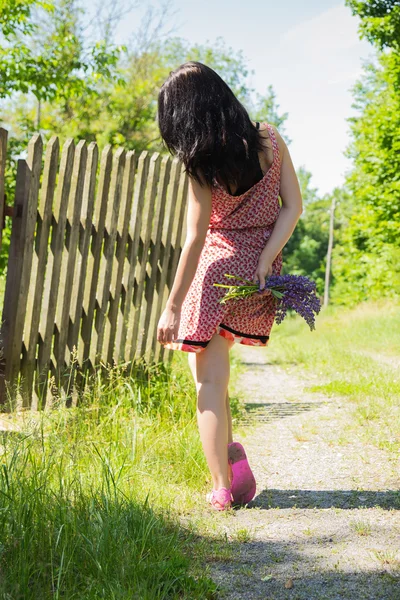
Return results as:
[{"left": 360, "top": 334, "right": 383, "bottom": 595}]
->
[{"left": 213, "top": 273, "right": 321, "bottom": 331}]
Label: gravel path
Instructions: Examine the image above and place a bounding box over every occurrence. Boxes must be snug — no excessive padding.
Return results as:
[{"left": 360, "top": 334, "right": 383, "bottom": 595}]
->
[{"left": 204, "top": 345, "right": 400, "bottom": 600}]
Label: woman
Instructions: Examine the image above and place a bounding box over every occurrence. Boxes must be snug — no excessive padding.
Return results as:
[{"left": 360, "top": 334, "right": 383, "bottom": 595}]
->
[{"left": 157, "top": 61, "right": 303, "bottom": 510}]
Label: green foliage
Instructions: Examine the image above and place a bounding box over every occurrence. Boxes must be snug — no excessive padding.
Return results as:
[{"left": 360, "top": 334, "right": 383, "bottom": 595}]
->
[
  {"left": 252, "top": 84, "right": 290, "bottom": 143},
  {"left": 282, "top": 168, "right": 332, "bottom": 295},
  {"left": 0, "top": 0, "right": 124, "bottom": 103},
  {"left": 0, "top": 0, "right": 52, "bottom": 36},
  {"left": 331, "top": 52, "right": 400, "bottom": 304},
  {"left": 0, "top": 356, "right": 218, "bottom": 599},
  {"left": 346, "top": 0, "right": 400, "bottom": 50},
  {"left": 270, "top": 300, "right": 400, "bottom": 454}
]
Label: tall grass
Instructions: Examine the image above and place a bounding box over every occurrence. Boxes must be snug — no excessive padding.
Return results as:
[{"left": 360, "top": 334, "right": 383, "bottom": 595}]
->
[
  {"left": 0, "top": 354, "right": 221, "bottom": 599},
  {"left": 267, "top": 300, "right": 400, "bottom": 454}
]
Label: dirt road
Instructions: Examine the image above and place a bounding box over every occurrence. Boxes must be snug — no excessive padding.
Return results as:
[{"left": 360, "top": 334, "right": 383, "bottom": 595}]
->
[{"left": 207, "top": 344, "right": 400, "bottom": 600}]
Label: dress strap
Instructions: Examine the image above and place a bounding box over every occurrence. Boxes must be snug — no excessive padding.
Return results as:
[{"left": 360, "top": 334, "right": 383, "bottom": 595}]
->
[{"left": 264, "top": 123, "right": 280, "bottom": 164}]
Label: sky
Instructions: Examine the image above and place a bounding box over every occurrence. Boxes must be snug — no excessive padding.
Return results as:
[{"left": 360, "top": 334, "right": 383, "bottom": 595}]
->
[{"left": 97, "top": 0, "right": 375, "bottom": 196}]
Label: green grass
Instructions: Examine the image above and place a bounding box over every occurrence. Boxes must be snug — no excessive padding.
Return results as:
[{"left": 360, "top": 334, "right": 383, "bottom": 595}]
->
[
  {"left": 267, "top": 300, "right": 400, "bottom": 454},
  {"left": 0, "top": 354, "right": 226, "bottom": 599}
]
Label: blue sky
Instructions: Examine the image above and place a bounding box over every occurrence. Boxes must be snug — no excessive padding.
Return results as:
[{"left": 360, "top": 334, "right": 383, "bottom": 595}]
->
[{"left": 99, "top": 0, "right": 375, "bottom": 196}]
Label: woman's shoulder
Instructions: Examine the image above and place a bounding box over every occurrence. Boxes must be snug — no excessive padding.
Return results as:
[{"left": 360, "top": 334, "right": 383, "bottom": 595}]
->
[{"left": 261, "top": 123, "right": 287, "bottom": 162}]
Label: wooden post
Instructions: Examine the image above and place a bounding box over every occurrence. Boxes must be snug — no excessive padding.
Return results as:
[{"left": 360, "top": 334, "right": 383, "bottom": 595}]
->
[
  {"left": 324, "top": 193, "right": 336, "bottom": 308},
  {"left": 0, "top": 128, "right": 7, "bottom": 252},
  {"left": 0, "top": 135, "right": 43, "bottom": 408}
]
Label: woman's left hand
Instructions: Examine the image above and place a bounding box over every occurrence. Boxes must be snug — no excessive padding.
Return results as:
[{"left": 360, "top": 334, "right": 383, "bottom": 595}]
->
[{"left": 254, "top": 258, "right": 273, "bottom": 296}]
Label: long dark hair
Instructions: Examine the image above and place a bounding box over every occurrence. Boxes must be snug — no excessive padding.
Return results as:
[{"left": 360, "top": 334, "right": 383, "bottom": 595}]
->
[{"left": 157, "top": 61, "right": 266, "bottom": 191}]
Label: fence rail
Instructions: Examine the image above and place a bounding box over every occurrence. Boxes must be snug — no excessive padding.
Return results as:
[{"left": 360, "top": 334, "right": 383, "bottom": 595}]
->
[{"left": 0, "top": 129, "right": 188, "bottom": 410}]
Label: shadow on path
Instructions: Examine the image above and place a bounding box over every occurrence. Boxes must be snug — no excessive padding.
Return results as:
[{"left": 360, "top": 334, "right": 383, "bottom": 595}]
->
[
  {"left": 250, "top": 488, "right": 400, "bottom": 510},
  {"left": 244, "top": 401, "right": 326, "bottom": 422}
]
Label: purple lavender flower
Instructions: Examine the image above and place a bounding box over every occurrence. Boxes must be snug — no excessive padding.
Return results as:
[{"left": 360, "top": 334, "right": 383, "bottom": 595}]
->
[
  {"left": 263, "top": 274, "right": 321, "bottom": 330},
  {"left": 213, "top": 273, "right": 321, "bottom": 331}
]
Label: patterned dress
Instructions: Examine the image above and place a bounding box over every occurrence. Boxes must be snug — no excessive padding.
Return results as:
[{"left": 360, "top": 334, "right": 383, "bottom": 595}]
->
[{"left": 164, "top": 123, "right": 283, "bottom": 353}]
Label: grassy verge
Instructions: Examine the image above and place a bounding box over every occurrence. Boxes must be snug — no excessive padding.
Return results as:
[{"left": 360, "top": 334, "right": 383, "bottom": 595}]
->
[
  {"left": 0, "top": 353, "right": 228, "bottom": 599},
  {"left": 267, "top": 300, "right": 400, "bottom": 455}
]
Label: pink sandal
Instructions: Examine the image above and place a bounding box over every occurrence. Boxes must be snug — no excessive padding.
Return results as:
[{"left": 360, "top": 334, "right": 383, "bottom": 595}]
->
[
  {"left": 206, "top": 487, "right": 232, "bottom": 511},
  {"left": 228, "top": 442, "right": 256, "bottom": 505}
]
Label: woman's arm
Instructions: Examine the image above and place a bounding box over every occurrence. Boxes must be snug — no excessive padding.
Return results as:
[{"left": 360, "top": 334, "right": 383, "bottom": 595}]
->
[
  {"left": 254, "top": 126, "right": 303, "bottom": 289},
  {"left": 157, "top": 175, "right": 212, "bottom": 345}
]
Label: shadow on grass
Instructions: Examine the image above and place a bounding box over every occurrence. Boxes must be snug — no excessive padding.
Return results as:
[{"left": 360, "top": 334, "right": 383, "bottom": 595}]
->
[{"left": 250, "top": 488, "right": 400, "bottom": 510}]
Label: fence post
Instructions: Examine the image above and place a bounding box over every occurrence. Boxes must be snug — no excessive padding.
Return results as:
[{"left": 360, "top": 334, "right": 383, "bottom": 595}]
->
[
  {"left": 0, "top": 135, "right": 43, "bottom": 408},
  {"left": 0, "top": 128, "right": 7, "bottom": 253},
  {"left": 0, "top": 161, "right": 30, "bottom": 406}
]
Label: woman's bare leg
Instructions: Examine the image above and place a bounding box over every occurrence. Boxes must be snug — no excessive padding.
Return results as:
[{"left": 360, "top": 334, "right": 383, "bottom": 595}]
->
[
  {"left": 188, "top": 333, "right": 234, "bottom": 490},
  {"left": 189, "top": 363, "right": 233, "bottom": 444},
  {"left": 226, "top": 391, "right": 233, "bottom": 444}
]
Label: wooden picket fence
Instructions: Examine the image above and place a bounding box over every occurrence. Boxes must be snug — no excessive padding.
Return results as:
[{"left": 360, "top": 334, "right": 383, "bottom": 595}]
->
[{"left": 0, "top": 128, "right": 188, "bottom": 411}]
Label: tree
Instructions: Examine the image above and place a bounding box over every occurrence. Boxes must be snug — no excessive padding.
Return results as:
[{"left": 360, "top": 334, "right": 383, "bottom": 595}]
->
[
  {"left": 2, "top": 26, "right": 288, "bottom": 153},
  {"left": 330, "top": 51, "right": 400, "bottom": 303},
  {"left": 0, "top": 0, "right": 123, "bottom": 111},
  {"left": 281, "top": 169, "right": 331, "bottom": 295},
  {"left": 346, "top": 0, "right": 400, "bottom": 50},
  {"left": 251, "top": 85, "right": 290, "bottom": 143}
]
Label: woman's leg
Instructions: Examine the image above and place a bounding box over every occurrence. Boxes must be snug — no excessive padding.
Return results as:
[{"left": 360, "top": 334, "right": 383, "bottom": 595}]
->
[
  {"left": 226, "top": 391, "right": 233, "bottom": 444},
  {"left": 189, "top": 367, "right": 233, "bottom": 445},
  {"left": 188, "top": 333, "right": 234, "bottom": 490}
]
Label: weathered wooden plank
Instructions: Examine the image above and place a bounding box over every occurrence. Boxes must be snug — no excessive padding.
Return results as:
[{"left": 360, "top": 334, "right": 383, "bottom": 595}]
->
[
  {"left": 68, "top": 142, "right": 98, "bottom": 359},
  {"left": 167, "top": 167, "right": 189, "bottom": 290},
  {"left": 130, "top": 152, "right": 162, "bottom": 362},
  {"left": 0, "top": 161, "right": 30, "bottom": 407},
  {"left": 140, "top": 155, "right": 171, "bottom": 360},
  {"left": 0, "top": 128, "right": 8, "bottom": 252},
  {"left": 79, "top": 145, "right": 112, "bottom": 370},
  {"left": 119, "top": 151, "right": 150, "bottom": 362},
  {"left": 156, "top": 161, "right": 188, "bottom": 364},
  {"left": 152, "top": 157, "right": 182, "bottom": 364},
  {"left": 20, "top": 137, "right": 60, "bottom": 409},
  {"left": 166, "top": 175, "right": 189, "bottom": 364},
  {"left": 160, "top": 165, "right": 189, "bottom": 364},
  {"left": 36, "top": 139, "right": 75, "bottom": 406},
  {"left": 107, "top": 150, "right": 136, "bottom": 364},
  {"left": 93, "top": 147, "right": 125, "bottom": 363},
  {"left": 3, "top": 135, "right": 43, "bottom": 407},
  {"left": 53, "top": 140, "right": 87, "bottom": 376},
  {"left": 165, "top": 208, "right": 188, "bottom": 367}
]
